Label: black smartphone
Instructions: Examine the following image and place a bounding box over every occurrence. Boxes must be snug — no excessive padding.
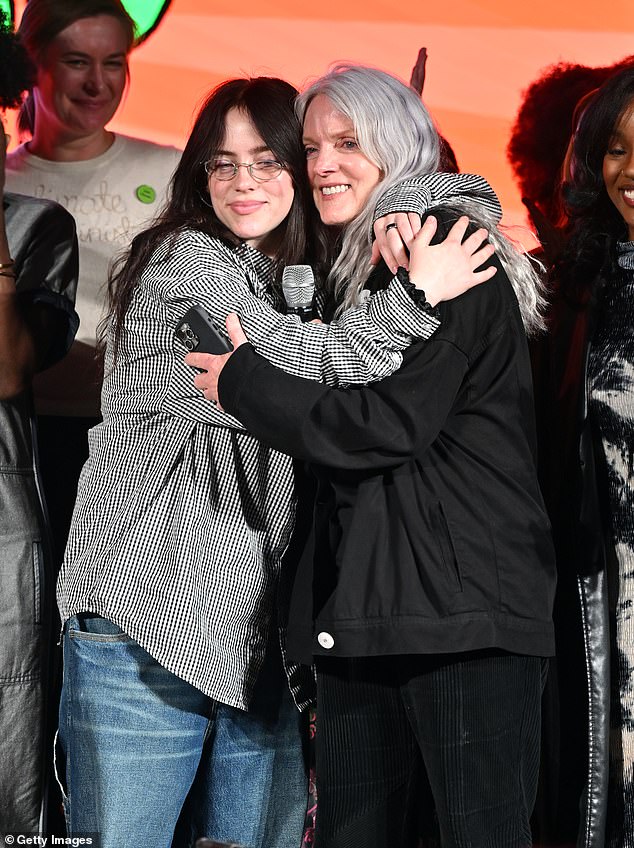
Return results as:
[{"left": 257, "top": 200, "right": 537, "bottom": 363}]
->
[{"left": 175, "top": 305, "right": 232, "bottom": 354}]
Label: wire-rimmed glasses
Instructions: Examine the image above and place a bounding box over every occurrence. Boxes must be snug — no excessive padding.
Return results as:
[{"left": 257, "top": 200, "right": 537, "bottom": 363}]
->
[{"left": 203, "top": 159, "right": 285, "bottom": 181}]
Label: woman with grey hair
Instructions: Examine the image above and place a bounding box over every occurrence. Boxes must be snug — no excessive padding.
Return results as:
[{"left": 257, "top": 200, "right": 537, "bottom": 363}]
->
[{"left": 191, "top": 63, "right": 556, "bottom": 848}]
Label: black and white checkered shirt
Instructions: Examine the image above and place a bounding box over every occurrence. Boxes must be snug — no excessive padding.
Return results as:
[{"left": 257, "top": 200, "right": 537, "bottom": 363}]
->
[
  {"left": 373, "top": 172, "right": 503, "bottom": 225},
  {"left": 57, "top": 229, "right": 440, "bottom": 709}
]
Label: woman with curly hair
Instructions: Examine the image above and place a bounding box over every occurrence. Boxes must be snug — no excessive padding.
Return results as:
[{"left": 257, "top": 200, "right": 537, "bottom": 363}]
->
[
  {"left": 507, "top": 57, "right": 634, "bottom": 263},
  {"left": 536, "top": 65, "right": 634, "bottom": 847}
]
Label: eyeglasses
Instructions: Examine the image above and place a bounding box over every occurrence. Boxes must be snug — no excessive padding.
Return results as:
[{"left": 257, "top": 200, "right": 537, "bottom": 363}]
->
[{"left": 203, "top": 159, "right": 286, "bottom": 181}]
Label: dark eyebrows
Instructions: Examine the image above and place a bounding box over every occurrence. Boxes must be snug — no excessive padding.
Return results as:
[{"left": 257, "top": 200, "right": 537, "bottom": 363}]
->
[{"left": 214, "top": 144, "right": 273, "bottom": 157}]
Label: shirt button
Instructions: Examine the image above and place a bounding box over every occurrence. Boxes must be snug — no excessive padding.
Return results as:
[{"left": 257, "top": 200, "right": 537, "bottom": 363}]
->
[{"left": 317, "top": 631, "right": 335, "bottom": 650}]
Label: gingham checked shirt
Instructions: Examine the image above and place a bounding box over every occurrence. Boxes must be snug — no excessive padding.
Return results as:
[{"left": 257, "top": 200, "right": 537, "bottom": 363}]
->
[
  {"left": 57, "top": 229, "right": 442, "bottom": 709},
  {"left": 58, "top": 173, "right": 502, "bottom": 709}
]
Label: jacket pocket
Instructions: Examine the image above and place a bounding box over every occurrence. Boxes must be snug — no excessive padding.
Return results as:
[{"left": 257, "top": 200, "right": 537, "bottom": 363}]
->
[{"left": 431, "top": 501, "right": 463, "bottom": 594}]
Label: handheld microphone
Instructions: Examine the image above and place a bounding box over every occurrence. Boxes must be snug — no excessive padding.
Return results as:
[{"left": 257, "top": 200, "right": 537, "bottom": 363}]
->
[{"left": 282, "top": 264, "right": 315, "bottom": 322}]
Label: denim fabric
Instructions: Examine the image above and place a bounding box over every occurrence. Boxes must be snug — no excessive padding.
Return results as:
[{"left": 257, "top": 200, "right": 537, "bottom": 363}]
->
[{"left": 57, "top": 615, "right": 308, "bottom": 848}]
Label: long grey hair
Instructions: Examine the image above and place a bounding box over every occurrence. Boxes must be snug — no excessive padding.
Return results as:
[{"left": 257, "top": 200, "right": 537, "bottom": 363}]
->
[{"left": 296, "top": 64, "right": 546, "bottom": 335}]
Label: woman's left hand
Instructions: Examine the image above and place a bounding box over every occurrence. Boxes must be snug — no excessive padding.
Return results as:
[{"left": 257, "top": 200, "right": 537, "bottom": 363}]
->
[
  {"left": 408, "top": 215, "right": 497, "bottom": 306},
  {"left": 372, "top": 211, "right": 422, "bottom": 273},
  {"left": 185, "top": 312, "right": 247, "bottom": 407}
]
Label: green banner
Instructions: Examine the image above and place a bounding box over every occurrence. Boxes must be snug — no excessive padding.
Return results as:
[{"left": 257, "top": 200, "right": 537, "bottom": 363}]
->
[
  {"left": 2, "top": 2, "right": 172, "bottom": 40},
  {"left": 0, "top": 0, "right": 13, "bottom": 26},
  {"left": 121, "top": 0, "right": 173, "bottom": 43}
]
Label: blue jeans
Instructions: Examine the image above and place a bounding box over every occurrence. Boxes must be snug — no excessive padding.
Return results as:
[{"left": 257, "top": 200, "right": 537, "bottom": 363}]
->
[{"left": 57, "top": 614, "right": 308, "bottom": 848}]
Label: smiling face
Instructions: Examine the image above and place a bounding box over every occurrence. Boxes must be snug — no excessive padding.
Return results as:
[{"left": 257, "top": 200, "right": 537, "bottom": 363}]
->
[
  {"left": 303, "top": 94, "right": 382, "bottom": 227},
  {"left": 207, "top": 107, "right": 295, "bottom": 253},
  {"left": 33, "top": 15, "right": 129, "bottom": 150},
  {"left": 603, "top": 100, "right": 634, "bottom": 240}
]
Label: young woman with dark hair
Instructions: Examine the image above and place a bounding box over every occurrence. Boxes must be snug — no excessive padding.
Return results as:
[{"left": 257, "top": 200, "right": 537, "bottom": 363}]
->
[
  {"left": 107, "top": 76, "right": 311, "bottom": 340},
  {"left": 56, "top": 73, "right": 492, "bottom": 848},
  {"left": 535, "top": 66, "right": 634, "bottom": 847}
]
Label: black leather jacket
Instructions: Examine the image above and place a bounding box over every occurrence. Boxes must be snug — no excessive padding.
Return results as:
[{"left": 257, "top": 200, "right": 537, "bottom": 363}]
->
[{"left": 532, "top": 281, "right": 610, "bottom": 848}]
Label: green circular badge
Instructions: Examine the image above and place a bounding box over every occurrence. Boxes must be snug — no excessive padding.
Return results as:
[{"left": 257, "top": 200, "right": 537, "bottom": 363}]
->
[{"left": 135, "top": 184, "right": 157, "bottom": 204}]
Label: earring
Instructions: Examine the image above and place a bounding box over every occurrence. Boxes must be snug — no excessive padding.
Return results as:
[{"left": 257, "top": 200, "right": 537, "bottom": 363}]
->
[{"left": 197, "top": 187, "right": 214, "bottom": 210}]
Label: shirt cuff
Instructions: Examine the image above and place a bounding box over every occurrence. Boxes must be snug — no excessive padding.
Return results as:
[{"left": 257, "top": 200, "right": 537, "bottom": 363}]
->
[{"left": 394, "top": 267, "right": 441, "bottom": 321}]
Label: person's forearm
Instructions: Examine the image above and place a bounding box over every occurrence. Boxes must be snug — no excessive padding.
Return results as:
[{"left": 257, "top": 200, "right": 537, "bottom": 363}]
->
[
  {"left": 0, "top": 207, "right": 37, "bottom": 399},
  {"left": 0, "top": 293, "right": 37, "bottom": 399},
  {"left": 218, "top": 339, "right": 467, "bottom": 472}
]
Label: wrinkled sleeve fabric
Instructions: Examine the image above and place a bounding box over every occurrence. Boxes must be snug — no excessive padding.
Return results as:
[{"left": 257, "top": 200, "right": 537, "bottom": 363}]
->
[
  {"left": 6, "top": 193, "right": 79, "bottom": 367},
  {"left": 372, "top": 173, "right": 503, "bottom": 230},
  {"left": 165, "top": 231, "right": 438, "bottom": 388},
  {"left": 238, "top": 275, "right": 440, "bottom": 385},
  {"left": 218, "top": 337, "right": 468, "bottom": 473},
  {"left": 218, "top": 206, "right": 510, "bottom": 465}
]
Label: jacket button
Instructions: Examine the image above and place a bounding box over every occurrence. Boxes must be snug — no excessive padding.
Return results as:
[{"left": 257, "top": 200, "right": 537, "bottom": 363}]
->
[{"left": 317, "top": 631, "right": 335, "bottom": 649}]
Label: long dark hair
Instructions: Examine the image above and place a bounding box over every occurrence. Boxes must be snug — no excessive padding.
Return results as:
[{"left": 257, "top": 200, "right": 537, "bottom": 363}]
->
[
  {"left": 558, "top": 67, "right": 634, "bottom": 297},
  {"left": 507, "top": 57, "right": 634, "bottom": 231},
  {"left": 17, "top": 0, "right": 136, "bottom": 135},
  {"left": 107, "top": 76, "right": 315, "bottom": 351},
  {"left": 0, "top": 10, "right": 34, "bottom": 109}
]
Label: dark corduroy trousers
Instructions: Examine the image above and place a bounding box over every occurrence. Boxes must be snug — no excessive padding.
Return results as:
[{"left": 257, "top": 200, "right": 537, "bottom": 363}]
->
[{"left": 314, "top": 650, "right": 546, "bottom": 848}]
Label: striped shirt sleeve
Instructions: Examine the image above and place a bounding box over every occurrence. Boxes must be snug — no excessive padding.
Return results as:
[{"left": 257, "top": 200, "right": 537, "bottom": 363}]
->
[
  {"left": 373, "top": 173, "right": 503, "bottom": 228},
  {"left": 162, "top": 231, "right": 438, "bottom": 388}
]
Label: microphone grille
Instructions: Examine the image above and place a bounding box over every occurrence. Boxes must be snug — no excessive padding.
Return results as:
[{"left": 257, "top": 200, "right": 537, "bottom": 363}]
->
[{"left": 282, "top": 264, "right": 315, "bottom": 307}]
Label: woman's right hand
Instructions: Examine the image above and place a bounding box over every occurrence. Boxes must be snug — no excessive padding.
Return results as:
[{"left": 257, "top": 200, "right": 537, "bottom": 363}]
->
[
  {"left": 408, "top": 215, "right": 497, "bottom": 306},
  {"left": 185, "top": 313, "right": 247, "bottom": 408}
]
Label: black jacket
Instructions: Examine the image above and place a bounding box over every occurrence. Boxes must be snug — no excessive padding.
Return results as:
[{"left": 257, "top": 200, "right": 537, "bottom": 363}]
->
[
  {"left": 531, "top": 279, "right": 610, "bottom": 848},
  {"left": 219, "top": 210, "right": 556, "bottom": 665},
  {"left": 1, "top": 193, "right": 78, "bottom": 832}
]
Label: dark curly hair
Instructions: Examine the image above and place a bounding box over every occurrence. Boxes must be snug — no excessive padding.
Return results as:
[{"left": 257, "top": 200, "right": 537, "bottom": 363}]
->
[
  {"left": 507, "top": 57, "right": 634, "bottom": 230},
  {"left": 0, "top": 10, "right": 35, "bottom": 109},
  {"left": 557, "top": 66, "right": 634, "bottom": 297}
]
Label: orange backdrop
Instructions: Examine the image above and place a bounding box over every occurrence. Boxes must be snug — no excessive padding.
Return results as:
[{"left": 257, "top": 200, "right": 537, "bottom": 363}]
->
[{"left": 12, "top": 0, "right": 634, "bottom": 240}]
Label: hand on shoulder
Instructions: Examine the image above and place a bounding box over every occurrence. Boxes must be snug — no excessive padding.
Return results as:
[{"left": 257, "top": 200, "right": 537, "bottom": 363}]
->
[{"left": 408, "top": 215, "right": 497, "bottom": 306}]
